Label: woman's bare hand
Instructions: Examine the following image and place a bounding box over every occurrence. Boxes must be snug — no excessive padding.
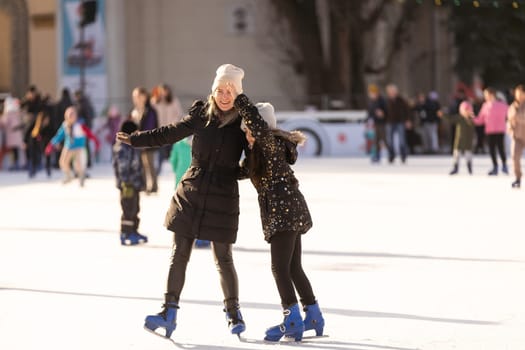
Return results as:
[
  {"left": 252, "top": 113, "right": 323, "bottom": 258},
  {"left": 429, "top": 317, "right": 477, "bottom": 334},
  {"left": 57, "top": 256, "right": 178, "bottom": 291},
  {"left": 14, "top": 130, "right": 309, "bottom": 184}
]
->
[{"left": 116, "top": 132, "right": 131, "bottom": 145}]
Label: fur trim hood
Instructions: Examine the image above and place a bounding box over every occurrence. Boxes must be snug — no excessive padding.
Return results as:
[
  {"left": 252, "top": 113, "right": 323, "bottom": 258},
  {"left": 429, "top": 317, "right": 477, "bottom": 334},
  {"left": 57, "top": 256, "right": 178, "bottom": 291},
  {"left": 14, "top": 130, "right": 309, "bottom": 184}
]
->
[
  {"left": 273, "top": 129, "right": 306, "bottom": 165},
  {"left": 272, "top": 129, "right": 306, "bottom": 146}
]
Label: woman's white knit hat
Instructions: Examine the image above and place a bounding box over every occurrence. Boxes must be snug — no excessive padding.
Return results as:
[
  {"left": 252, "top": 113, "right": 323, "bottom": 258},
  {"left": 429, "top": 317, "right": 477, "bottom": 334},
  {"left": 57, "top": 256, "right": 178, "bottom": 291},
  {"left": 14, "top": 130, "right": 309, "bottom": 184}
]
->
[
  {"left": 241, "top": 102, "right": 277, "bottom": 131},
  {"left": 211, "top": 64, "right": 245, "bottom": 94}
]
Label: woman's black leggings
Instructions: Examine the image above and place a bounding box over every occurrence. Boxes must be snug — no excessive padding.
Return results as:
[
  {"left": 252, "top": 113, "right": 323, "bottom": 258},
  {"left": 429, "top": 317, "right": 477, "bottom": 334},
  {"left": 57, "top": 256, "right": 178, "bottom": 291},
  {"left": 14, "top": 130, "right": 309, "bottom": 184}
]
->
[
  {"left": 487, "top": 133, "right": 506, "bottom": 167},
  {"left": 166, "top": 233, "right": 240, "bottom": 310},
  {"left": 270, "top": 231, "right": 316, "bottom": 308}
]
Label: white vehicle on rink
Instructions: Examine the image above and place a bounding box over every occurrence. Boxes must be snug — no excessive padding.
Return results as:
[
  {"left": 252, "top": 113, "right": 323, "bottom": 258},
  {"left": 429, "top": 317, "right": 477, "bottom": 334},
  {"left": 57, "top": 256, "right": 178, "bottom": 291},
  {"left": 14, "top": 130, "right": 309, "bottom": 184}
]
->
[{"left": 276, "top": 109, "right": 368, "bottom": 157}]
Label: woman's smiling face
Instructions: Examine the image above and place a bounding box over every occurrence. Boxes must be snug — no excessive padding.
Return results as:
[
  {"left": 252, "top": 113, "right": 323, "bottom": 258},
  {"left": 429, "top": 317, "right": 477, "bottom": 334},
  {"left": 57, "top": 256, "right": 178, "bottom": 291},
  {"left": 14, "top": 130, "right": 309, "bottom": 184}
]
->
[{"left": 213, "top": 83, "right": 235, "bottom": 112}]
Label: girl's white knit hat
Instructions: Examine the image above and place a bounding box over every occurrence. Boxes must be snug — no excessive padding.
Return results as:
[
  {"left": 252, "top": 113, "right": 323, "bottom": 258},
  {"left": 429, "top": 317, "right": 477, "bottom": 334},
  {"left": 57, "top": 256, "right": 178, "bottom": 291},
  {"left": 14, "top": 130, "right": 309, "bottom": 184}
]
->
[
  {"left": 211, "top": 64, "right": 244, "bottom": 94},
  {"left": 256, "top": 102, "right": 277, "bottom": 128},
  {"left": 241, "top": 102, "right": 277, "bottom": 131}
]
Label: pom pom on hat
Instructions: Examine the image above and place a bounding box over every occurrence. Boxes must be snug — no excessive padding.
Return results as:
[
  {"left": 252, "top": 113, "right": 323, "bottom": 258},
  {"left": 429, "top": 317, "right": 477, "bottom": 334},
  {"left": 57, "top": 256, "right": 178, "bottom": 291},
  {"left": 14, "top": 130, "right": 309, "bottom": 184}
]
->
[{"left": 212, "top": 64, "right": 244, "bottom": 94}]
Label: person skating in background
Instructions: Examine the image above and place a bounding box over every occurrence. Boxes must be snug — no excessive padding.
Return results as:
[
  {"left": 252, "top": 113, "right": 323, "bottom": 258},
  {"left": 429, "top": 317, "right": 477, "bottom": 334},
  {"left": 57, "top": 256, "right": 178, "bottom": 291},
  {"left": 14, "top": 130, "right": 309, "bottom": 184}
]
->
[
  {"left": 438, "top": 101, "right": 475, "bottom": 175},
  {"left": 235, "top": 96, "right": 324, "bottom": 342},
  {"left": 0, "top": 96, "right": 25, "bottom": 170},
  {"left": 131, "top": 87, "right": 159, "bottom": 194},
  {"left": 363, "top": 119, "right": 377, "bottom": 160},
  {"left": 116, "top": 64, "right": 249, "bottom": 339},
  {"left": 45, "top": 106, "right": 100, "bottom": 187},
  {"left": 415, "top": 91, "right": 441, "bottom": 154},
  {"left": 473, "top": 87, "right": 509, "bottom": 176},
  {"left": 95, "top": 105, "right": 122, "bottom": 149},
  {"left": 169, "top": 136, "right": 209, "bottom": 248},
  {"left": 152, "top": 83, "right": 184, "bottom": 175},
  {"left": 385, "top": 84, "right": 412, "bottom": 163},
  {"left": 25, "top": 111, "right": 54, "bottom": 178},
  {"left": 112, "top": 120, "right": 148, "bottom": 245},
  {"left": 74, "top": 90, "right": 96, "bottom": 169},
  {"left": 506, "top": 84, "right": 525, "bottom": 188},
  {"left": 366, "top": 84, "right": 387, "bottom": 162}
]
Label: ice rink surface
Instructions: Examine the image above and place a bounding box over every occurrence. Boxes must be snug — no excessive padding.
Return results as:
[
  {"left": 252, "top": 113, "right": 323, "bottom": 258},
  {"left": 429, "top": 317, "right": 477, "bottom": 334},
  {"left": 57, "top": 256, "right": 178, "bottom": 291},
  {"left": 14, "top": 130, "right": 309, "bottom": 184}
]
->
[{"left": 1, "top": 155, "right": 524, "bottom": 350}]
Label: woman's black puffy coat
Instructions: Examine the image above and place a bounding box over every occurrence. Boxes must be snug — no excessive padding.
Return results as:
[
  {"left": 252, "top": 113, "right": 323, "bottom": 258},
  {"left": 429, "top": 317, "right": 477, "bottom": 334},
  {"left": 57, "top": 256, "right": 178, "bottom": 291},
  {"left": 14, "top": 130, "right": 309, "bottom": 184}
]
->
[{"left": 129, "top": 101, "right": 248, "bottom": 243}]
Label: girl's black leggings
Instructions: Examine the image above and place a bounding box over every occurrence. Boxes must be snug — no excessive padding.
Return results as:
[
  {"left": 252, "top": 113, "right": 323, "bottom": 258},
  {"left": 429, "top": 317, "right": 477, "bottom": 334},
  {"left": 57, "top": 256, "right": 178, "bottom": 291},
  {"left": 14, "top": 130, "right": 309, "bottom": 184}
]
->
[{"left": 270, "top": 231, "right": 316, "bottom": 308}]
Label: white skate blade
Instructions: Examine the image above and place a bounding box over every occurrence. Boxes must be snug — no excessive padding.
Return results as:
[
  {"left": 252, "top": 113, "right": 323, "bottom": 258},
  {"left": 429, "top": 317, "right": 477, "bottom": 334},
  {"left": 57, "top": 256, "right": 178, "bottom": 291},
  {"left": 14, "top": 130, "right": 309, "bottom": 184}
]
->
[{"left": 143, "top": 325, "right": 176, "bottom": 344}]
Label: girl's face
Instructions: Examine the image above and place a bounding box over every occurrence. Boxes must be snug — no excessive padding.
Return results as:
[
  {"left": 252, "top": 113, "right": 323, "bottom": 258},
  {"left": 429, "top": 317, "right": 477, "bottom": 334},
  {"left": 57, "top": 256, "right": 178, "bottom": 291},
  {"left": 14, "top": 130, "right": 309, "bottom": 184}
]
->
[
  {"left": 64, "top": 109, "right": 77, "bottom": 126},
  {"left": 244, "top": 128, "right": 255, "bottom": 147},
  {"left": 459, "top": 105, "right": 472, "bottom": 117},
  {"left": 213, "top": 83, "right": 235, "bottom": 112}
]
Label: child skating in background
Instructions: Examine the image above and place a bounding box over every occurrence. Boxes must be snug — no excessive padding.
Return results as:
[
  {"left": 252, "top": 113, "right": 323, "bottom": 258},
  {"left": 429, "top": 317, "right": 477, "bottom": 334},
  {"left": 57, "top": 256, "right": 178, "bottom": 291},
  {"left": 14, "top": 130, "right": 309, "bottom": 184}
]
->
[
  {"left": 438, "top": 101, "right": 475, "bottom": 175},
  {"left": 364, "top": 119, "right": 377, "bottom": 162},
  {"left": 45, "top": 106, "right": 100, "bottom": 186},
  {"left": 112, "top": 120, "right": 148, "bottom": 246},
  {"left": 235, "top": 94, "right": 324, "bottom": 342},
  {"left": 169, "top": 137, "right": 209, "bottom": 248},
  {"left": 169, "top": 137, "right": 192, "bottom": 187}
]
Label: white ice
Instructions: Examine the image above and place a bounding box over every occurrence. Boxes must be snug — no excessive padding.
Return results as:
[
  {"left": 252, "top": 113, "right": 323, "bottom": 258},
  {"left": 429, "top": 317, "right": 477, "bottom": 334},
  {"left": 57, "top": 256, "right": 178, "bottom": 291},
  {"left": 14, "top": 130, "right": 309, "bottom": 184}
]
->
[{"left": 1, "top": 156, "right": 524, "bottom": 350}]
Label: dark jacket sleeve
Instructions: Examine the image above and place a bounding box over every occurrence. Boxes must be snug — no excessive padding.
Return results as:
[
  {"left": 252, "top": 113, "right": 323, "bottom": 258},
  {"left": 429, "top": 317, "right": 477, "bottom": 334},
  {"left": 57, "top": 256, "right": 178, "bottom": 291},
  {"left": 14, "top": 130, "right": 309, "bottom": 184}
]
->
[
  {"left": 130, "top": 112, "right": 199, "bottom": 148},
  {"left": 234, "top": 94, "right": 276, "bottom": 160}
]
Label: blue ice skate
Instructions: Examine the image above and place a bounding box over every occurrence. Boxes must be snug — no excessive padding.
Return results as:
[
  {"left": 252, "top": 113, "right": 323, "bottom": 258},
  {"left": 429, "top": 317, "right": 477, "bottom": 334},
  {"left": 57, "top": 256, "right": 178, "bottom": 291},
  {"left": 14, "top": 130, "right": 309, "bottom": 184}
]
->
[
  {"left": 120, "top": 232, "right": 148, "bottom": 246},
  {"left": 195, "top": 239, "right": 210, "bottom": 248},
  {"left": 120, "top": 232, "right": 139, "bottom": 246},
  {"left": 265, "top": 303, "right": 304, "bottom": 342},
  {"left": 132, "top": 232, "right": 148, "bottom": 243},
  {"left": 224, "top": 308, "right": 246, "bottom": 335},
  {"left": 144, "top": 302, "right": 178, "bottom": 338},
  {"left": 303, "top": 302, "right": 325, "bottom": 336}
]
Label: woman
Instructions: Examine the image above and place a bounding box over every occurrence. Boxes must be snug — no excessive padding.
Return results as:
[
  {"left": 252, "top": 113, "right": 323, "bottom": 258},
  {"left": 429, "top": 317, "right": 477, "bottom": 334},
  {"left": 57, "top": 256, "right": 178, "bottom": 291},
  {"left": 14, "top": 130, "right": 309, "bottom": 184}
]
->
[
  {"left": 117, "top": 64, "right": 248, "bottom": 339},
  {"left": 131, "top": 87, "right": 159, "bottom": 193},
  {"left": 234, "top": 94, "right": 325, "bottom": 342},
  {"left": 0, "top": 96, "right": 24, "bottom": 170},
  {"left": 151, "top": 83, "right": 184, "bottom": 175},
  {"left": 507, "top": 84, "right": 525, "bottom": 188},
  {"left": 474, "top": 87, "right": 509, "bottom": 175}
]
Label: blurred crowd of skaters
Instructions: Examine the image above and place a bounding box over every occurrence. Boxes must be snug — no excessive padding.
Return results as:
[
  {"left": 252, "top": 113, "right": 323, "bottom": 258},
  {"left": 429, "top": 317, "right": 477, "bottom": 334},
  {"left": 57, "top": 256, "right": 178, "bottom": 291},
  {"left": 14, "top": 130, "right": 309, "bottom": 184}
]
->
[
  {"left": 0, "top": 83, "right": 184, "bottom": 189},
  {"left": 366, "top": 82, "right": 525, "bottom": 188},
  {"left": 2, "top": 81, "right": 525, "bottom": 191}
]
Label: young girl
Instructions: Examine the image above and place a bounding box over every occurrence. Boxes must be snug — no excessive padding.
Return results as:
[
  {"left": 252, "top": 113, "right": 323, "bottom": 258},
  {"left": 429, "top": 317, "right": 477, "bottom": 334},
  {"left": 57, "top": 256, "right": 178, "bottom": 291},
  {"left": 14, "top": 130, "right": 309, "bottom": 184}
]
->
[
  {"left": 45, "top": 106, "right": 100, "bottom": 186},
  {"left": 234, "top": 93, "right": 324, "bottom": 342},
  {"left": 439, "top": 101, "right": 476, "bottom": 175}
]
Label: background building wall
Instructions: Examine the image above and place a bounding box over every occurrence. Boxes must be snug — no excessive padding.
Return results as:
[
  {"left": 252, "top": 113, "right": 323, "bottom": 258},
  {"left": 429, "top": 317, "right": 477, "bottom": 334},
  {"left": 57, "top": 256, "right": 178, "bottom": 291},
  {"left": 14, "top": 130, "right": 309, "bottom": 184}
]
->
[
  {"left": 374, "top": 4, "right": 455, "bottom": 106},
  {"left": 121, "top": 0, "right": 305, "bottom": 111},
  {"left": 0, "top": 10, "right": 12, "bottom": 92},
  {"left": 27, "top": 0, "right": 57, "bottom": 96},
  {"left": 3, "top": 1, "right": 457, "bottom": 112}
]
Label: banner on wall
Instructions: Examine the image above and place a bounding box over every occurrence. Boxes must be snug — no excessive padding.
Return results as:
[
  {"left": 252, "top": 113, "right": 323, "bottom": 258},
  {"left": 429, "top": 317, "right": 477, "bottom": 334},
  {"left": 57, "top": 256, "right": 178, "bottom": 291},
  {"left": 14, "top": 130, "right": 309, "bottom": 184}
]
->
[{"left": 58, "top": 0, "right": 107, "bottom": 115}]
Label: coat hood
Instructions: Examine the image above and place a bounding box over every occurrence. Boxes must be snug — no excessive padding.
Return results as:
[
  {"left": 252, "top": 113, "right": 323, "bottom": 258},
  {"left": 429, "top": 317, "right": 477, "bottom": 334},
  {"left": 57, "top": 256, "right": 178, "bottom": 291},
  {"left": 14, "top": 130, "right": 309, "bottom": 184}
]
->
[{"left": 273, "top": 129, "right": 306, "bottom": 165}]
